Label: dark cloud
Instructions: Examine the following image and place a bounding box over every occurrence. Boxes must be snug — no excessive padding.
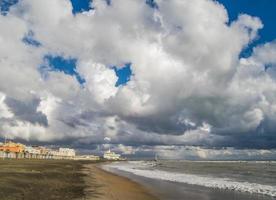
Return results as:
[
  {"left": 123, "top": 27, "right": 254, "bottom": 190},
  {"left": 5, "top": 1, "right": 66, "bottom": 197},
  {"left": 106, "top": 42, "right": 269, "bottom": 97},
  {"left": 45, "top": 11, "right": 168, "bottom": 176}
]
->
[{"left": 5, "top": 97, "right": 48, "bottom": 127}]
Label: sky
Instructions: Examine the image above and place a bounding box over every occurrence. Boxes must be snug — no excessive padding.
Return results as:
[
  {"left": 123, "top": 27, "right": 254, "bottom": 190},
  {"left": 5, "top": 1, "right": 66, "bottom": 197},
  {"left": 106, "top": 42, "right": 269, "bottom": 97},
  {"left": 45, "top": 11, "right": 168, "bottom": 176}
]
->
[{"left": 0, "top": 0, "right": 276, "bottom": 160}]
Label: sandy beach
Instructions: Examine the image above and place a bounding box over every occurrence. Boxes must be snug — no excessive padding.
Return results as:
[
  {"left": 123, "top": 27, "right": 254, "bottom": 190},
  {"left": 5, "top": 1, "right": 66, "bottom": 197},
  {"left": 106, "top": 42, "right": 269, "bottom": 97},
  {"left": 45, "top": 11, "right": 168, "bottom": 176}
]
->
[
  {"left": 0, "top": 160, "right": 158, "bottom": 200},
  {"left": 83, "top": 163, "right": 159, "bottom": 200},
  {"left": 0, "top": 159, "right": 87, "bottom": 200}
]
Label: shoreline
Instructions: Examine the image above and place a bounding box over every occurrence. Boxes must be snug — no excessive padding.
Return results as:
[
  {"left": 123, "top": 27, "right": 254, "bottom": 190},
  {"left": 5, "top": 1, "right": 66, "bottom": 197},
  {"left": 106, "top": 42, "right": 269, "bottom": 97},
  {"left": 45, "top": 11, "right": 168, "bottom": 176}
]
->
[
  {"left": 101, "top": 163, "right": 275, "bottom": 200},
  {"left": 82, "top": 163, "right": 159, "bottom": 200},
  {"left": 0, "top": 160, "right": 274, "bottom": 200}
]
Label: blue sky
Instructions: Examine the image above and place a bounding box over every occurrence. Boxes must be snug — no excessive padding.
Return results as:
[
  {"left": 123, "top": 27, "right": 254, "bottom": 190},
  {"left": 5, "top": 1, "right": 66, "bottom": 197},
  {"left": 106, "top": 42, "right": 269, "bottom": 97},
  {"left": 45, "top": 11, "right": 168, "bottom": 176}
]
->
[
  {"left": 70, "top": 0, "right": 91, "bottom": 14},
  {"left": 218, "top": 0, "right": 276, "bottom": 44},
  {"left": 217, "top": 0, "right": 276, "bottom": 57},
  {"left": 42, "top": 55, "right": 85, "bottom": 84},
  {"left": 113, "top": 64, "right": 132, "bottom": 86},
  {"left": 0, "top": 0, "right": 18, "bottom": 15}
]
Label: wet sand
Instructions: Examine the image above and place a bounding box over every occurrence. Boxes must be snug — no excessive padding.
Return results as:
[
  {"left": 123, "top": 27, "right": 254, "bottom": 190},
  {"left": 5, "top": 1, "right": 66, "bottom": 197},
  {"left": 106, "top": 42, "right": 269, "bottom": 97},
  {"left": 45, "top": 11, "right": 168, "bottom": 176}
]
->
[{"left": 83, "top": 164, "right": 159, "bottom": 200}]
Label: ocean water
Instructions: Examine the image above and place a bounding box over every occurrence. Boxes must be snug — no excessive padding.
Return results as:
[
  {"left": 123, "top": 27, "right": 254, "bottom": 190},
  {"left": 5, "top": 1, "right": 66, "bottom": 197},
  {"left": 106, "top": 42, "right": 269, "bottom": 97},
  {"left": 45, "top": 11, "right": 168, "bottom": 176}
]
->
[{"left": 103, "top": 160, "right": 276, "bottom": 199}]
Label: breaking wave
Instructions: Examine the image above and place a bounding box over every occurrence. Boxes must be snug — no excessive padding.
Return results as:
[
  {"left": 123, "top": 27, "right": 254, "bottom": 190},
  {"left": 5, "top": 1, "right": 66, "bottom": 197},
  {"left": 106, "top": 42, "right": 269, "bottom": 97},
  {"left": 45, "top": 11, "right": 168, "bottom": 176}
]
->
[{"left": 104, "top": 162, "right": 276, "bottom": 197}]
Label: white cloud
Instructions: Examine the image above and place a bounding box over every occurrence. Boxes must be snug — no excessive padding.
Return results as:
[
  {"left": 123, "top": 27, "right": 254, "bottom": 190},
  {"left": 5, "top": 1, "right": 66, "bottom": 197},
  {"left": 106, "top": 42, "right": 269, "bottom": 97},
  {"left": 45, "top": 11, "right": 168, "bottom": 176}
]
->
[
  {"left": 1, "top": 120, "right": 47, "bottom": 141},
  {"left": 0, "top": 92, "right": 13, "bottom": 118},
  {"left": 0, "top": 0, "right": 275, "bottom": 155},
  {"left": 78, "top": 62, "right": 118, "bottom": 104}
]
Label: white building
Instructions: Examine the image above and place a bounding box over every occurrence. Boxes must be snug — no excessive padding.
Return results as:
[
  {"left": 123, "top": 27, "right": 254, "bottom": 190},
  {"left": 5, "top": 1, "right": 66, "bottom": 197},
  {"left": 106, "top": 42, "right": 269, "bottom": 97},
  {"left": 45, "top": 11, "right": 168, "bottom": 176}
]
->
[
  {"left": 59, "top": 148, "right": 76, "bottom": 157},
  {"left": 74, "top": 155, "right": 100, "bottom": 161},
  {"left": 103, "top": 150, "right": 121, "bottom": 160},
  {"left": 25, "top": 146, "right": 40, "bottom": 155}
]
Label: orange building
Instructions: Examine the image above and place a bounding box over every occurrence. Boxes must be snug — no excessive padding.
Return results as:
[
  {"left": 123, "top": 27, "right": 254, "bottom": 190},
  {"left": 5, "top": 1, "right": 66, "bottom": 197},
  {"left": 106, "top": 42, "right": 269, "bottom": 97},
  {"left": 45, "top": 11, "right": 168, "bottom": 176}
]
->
[{"left": 0, "top": 141, "right": 25, "bottom": 153}]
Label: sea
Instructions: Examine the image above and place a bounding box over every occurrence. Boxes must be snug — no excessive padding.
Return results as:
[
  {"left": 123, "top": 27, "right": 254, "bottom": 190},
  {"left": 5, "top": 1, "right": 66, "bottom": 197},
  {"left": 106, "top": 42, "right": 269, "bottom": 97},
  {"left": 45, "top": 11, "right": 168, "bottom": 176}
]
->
[{"left": 102, "top": 160, "right": 276, "bottom": 200}]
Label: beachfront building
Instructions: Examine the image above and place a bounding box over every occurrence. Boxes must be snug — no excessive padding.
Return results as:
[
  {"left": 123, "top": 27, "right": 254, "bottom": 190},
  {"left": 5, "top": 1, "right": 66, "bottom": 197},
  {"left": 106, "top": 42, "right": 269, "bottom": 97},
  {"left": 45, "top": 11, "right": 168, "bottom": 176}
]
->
[
  {"left": 36, "top": 146, "right": 53, "bottom": 159},
  {"left": 49, "top": 149, "right": 62, "bottom": 159},
  {"left": 103, "top": 150, "right": 121, "bottom": 160},
  {"left": 48, "top": 148, "right": 75, "bottom": 159},
  {"left": 74, "top": 155, "right": 100, "bottom": 161},
  {"left": 24, "top": 146, "right": 41, "bottom": 159},
  {"left": 0, "top": 141, "right": 25, "bottom": 153},
  {"left": 0, "top": 141, "right": 77, "bottom": 160},
  {"left": 0, "top": 141, "right": 25, "bottom": 158},
  {"left": 59, "top": 148, "right": 76, "bottom": 158}
]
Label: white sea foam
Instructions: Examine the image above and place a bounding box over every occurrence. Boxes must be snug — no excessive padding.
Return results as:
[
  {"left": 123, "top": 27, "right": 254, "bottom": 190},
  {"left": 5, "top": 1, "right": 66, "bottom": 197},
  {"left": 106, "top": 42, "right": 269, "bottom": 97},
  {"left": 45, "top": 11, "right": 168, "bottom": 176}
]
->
[{"left": 104, "top": 162, "right": 276, "bottom": 197}]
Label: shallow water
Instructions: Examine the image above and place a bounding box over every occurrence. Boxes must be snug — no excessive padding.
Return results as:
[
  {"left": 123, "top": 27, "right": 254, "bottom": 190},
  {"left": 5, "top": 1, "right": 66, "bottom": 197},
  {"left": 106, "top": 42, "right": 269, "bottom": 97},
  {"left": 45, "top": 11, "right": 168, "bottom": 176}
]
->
[
  {"left": 103, "top": 160, "right": 276, "bottom": 200},
  {"left": 154, "top": 160, "right": 276, "bottom": 186}
]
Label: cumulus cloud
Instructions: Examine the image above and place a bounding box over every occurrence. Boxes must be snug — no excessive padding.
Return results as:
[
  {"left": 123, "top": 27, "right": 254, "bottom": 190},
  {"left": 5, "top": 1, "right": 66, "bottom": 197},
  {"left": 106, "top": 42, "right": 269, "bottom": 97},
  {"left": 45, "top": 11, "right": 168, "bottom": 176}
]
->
[
  {"left": 0, "top": 92, "right": 13, "bottom": 119},
  {"left": 0, "top": 0, "right": 275, "bottom": 158}
]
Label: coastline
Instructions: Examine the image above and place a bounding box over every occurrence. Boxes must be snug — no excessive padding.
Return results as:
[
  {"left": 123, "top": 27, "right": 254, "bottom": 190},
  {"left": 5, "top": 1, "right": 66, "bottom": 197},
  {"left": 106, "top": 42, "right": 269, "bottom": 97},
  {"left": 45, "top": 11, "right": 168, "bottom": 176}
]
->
[
  {"left": 102, "top": 162, "right": 275, "bottom": 200},
  {"left": 1, "top": 159, "right": 273, "bottom": 200},
  {"left": 83, "top": 163, "right": 159, "bottom": 200}
]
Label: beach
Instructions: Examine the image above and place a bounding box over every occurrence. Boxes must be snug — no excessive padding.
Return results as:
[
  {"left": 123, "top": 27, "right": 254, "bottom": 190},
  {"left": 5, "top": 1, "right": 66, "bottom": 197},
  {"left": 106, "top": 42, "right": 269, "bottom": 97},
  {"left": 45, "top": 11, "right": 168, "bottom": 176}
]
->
[
  {"left": 0, "top": 159, "right": 158, "bottom": 200},
  {"left": 1, "top": 159, "right": 275, "bottom": 200},
  {"left": 83, "top": 163, "right": 158, "bottom": 200},
  {"left": 0, "top": 159, "right": 87, "bottom": 200}
]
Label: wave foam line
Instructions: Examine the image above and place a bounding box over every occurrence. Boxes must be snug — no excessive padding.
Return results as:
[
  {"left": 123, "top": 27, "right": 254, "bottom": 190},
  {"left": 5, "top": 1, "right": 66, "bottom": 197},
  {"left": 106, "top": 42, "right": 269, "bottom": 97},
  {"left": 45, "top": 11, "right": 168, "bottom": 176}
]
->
[{"left": 105, "top": 164, "right": 276, "bottom": 197}]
